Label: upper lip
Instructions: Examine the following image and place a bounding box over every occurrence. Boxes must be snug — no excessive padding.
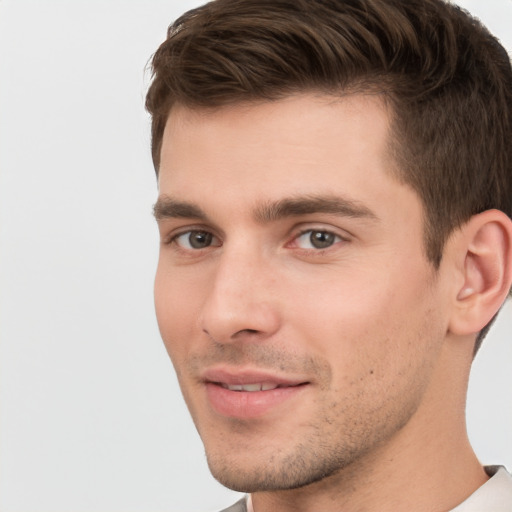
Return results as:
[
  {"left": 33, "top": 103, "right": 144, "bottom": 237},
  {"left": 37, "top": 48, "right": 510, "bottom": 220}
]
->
[{"left": 201, "top": 367, "right": 309, "bottom": 388}]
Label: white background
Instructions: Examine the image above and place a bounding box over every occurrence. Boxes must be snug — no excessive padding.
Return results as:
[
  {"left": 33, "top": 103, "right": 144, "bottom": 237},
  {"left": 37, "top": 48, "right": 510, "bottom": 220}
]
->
[{"left": 0, "top": 1, "right": 510, "bottom": 511}]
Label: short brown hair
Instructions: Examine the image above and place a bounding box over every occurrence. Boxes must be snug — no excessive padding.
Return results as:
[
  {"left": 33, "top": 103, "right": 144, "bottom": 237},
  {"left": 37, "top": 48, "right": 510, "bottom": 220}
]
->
[{"left": 146, "top": 0, "right": 512, "bottom": 347}]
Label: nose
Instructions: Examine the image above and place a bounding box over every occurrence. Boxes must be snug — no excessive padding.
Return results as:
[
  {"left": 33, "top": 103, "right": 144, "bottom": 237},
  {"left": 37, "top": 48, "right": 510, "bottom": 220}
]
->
[{"left": 199, "top": 248, "right": 281, "bottom": 344}]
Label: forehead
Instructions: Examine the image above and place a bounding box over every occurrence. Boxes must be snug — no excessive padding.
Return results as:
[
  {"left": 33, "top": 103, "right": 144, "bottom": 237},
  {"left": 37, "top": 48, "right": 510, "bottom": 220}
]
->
[
  {"left": 157, "top": 94, "right": 422, "bottom": 231},
  {"left": 160, "top": 94, "right": 392, "bottom": 182}
]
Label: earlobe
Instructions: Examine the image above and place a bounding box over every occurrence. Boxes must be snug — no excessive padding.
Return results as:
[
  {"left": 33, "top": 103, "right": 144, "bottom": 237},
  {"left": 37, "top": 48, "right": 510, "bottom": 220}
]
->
[{"left": 449, "top": 209, "right": 512, "bottom": 336}]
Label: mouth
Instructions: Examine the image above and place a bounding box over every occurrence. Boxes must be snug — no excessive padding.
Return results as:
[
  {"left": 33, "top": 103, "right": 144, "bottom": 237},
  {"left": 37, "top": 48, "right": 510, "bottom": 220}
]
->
[
  {"left": 218, "top": 382, "right": 301, "bottom": 392},
  {"left": 201, "top": 369, "right": 310, "bottom": 418}
]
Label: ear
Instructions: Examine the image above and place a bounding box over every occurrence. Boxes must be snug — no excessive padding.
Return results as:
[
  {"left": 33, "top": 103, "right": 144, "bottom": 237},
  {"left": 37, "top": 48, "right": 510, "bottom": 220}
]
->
[{"left": 448, "top": 209, "right": 512, "bottom": 336}]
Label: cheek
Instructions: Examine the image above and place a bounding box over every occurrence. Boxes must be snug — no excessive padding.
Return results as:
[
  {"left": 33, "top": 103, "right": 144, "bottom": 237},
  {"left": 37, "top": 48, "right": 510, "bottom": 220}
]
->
[
  {"left": 288, "top": 266, "right": 442, "bottom": 382},
  {"left": 154, "top": 264, "right": 202, "bottom": 363}
]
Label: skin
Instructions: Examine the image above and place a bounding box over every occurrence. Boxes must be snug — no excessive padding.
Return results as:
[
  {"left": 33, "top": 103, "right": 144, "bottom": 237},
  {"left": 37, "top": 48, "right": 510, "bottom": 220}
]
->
[{"left": 154, "top": 94, "right": 488, "bottom": 512}]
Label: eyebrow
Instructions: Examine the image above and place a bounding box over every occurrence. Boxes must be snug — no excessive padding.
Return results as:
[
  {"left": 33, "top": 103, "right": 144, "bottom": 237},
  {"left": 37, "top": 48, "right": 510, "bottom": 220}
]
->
[
  {"left": 153, "top": 194, "right": 378, "bottom": 223},
  {"left": 153, "top": 197, "right": 207, "bottom": 221},
  {"left": 253, "top": 195, "right": 378, "bottom": 223}
]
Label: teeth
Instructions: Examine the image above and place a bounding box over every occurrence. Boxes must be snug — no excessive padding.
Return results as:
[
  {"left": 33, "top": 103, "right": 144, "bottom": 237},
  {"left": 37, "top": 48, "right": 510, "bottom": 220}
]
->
[
  {"left": 240, "top": 383, "right": 263, "bottom": 392},
  {"left": 221, "top": 383, "right": 279, "bottom": 392},
  {"left": 223, "top": 384, "right": 243, "bottom": 391}
]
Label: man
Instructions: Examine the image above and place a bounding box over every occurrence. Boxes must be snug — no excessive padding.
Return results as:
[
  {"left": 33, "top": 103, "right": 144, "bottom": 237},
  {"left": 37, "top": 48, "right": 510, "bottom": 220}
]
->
[{"left": 146, "top": 0, "right": 512, "bottom": 510}]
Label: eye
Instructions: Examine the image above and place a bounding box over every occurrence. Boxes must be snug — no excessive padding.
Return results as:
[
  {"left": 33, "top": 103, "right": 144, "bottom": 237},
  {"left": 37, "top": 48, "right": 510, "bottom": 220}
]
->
[
  {"left": 294, "top": 230, "right": 342, "bottom": 250},
  {"left": 173, "top": 230, "right": 219, "bottom": 250}
]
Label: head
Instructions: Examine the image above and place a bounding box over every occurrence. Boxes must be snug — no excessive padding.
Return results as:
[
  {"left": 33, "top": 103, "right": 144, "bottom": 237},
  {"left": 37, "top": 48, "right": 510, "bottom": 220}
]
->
[
  {"left": 147, "top": 0, "right": 512, "bottom": 495},
  {"left": 146, "top": 0, "right": 512, "bottom": 352}
]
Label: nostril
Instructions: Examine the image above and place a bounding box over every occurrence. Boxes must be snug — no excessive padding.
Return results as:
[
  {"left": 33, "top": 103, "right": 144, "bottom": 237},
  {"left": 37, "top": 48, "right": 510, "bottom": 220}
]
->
[
  {"left": 202, "top": 327, "right": 260, "bottom": 343},
  {"left": 200, "top": 297, "right": 281, "bottom": 344},
  {"left": 231, "top": 328, "right": 262, "bottom": 338}
]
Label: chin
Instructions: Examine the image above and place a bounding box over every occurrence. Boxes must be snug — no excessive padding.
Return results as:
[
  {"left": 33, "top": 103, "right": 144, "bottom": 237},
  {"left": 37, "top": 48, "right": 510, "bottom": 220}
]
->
[{"left": 205, "top": 445, "right": 353, "bottom": 493}]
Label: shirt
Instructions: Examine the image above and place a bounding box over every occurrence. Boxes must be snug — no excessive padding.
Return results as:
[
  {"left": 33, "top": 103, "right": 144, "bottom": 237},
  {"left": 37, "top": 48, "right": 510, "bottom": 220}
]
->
[{"left": 451, "top": 466, "right": 512, "bottom": 511}]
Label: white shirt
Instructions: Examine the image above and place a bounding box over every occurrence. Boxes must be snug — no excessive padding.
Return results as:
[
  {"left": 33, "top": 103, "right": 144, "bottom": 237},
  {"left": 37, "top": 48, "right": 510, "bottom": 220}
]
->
[
  {"left": 245, "top": 466, "right": 512, "bottom": 512},
  {"left": 451, "top": 466, "right": 512, "bottom": 511}
]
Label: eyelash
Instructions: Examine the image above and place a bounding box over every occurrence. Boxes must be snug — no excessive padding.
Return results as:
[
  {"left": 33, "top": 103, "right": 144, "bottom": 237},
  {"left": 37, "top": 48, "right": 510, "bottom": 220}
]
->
[
  {"left": 163, "top": 227, "right": 218, "bottom": 247},
  {"left": 163, "top": 226, "right": 348, "bottom": 254},
  {"left": 291, "top": 228, "right": 346, "bottom": 251}
]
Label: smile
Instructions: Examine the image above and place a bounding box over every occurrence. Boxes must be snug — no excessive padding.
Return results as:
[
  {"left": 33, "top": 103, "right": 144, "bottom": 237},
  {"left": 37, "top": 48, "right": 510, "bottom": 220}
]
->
[
  {"left": 219, "top": 382, "right": 282, "bottom": 392},
  {"left": 202, "top": 370, "right": 310, "bottom": 418}
]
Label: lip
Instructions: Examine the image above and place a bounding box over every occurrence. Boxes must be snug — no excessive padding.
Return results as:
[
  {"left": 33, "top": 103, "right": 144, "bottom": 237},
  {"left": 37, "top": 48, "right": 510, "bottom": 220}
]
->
[{"left": 202, "top": 367, "right": 309, "bottom": 419}]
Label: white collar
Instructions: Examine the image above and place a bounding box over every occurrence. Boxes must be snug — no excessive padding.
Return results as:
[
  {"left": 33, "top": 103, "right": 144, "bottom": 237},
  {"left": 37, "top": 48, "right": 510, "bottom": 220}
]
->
[{"left": 450, "top": 466, "right": 512, "bottom": 511}]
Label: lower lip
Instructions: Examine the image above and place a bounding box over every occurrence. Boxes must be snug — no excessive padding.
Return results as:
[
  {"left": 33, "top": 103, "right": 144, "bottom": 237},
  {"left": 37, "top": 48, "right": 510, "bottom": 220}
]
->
[{"left": 205, "top": 383, "right": 307, "bottom": 419}]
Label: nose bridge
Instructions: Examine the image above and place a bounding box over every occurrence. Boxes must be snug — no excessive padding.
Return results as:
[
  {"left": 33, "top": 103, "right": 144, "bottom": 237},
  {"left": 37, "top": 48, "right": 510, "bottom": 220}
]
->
[{"left": 199, "top": 240, "right": 279, "bottom": 343}]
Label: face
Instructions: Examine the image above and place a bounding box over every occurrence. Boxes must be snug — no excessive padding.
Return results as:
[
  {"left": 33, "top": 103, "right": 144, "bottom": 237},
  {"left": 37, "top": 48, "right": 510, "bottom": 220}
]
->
[{"left": 154, "top": 94, "right": 451, "bottom": 492}]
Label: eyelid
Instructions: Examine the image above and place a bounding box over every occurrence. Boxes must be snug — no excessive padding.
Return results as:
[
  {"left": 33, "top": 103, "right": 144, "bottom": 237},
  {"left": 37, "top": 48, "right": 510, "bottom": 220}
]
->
[
  {"left": 161, "top": 224, "right": 220, "bottom": 246},
  {"left": 292, "top": 222, "right": 351, "bottom": 239},
  {"left": 287, "top": 224, "right": 351, "bottom": 251}
]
